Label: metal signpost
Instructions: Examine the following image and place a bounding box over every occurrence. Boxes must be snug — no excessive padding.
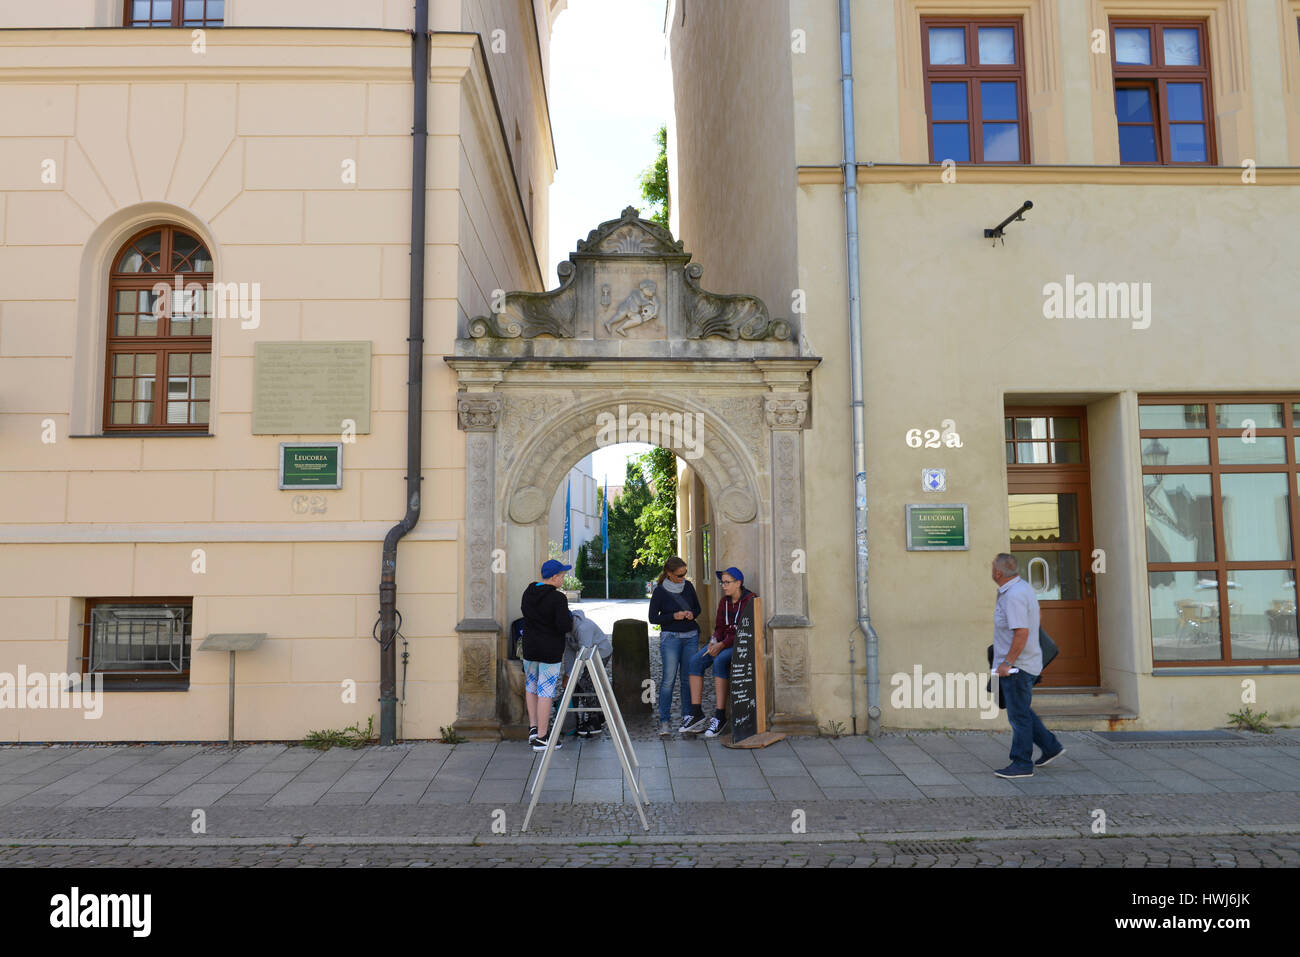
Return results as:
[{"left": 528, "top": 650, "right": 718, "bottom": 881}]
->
[
  {"left": 521, "top": 645, "right": 648, "bottom": 833},
  {"left": 197, "top": 632, "right": 267, "bottom": 747}
]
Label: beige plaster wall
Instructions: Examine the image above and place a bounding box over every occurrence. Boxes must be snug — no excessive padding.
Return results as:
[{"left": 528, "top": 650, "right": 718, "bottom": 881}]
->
[{"left": 667, "top": 0, "right": 799, "bottom": 325}]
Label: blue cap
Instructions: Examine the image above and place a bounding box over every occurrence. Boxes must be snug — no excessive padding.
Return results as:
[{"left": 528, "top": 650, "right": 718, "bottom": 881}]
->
[
  {"left": 541, "top": 559, "right": 572, "bottom": 579},
  {"left": 715, "top": 566, "right": 744, "bottom": 585}
]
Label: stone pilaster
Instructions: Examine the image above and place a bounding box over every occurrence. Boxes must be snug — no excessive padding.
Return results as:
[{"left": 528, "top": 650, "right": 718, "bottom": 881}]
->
[
  {"left": 455, "top": 394, "right": 502, "bottom": 739},
  {"left": 764, "top": 393, "right": 817, "bottom": 734}
]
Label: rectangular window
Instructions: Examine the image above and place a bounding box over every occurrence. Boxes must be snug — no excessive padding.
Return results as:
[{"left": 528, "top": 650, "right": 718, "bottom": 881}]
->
[
  {"left": 922, "top": 17, "right": 1029, "bottom": 164},
  {"left": 126, "top": 0, "right": 224, "bottom": 27},
  {"left": 1140, "top": 398, "right": 1299, "bottom": 665},
  {"left": 1004, "top": 414, "right": 1083, "bottom": 465},
  {"left": 1111, "top": 20, "right": 1215, "bottom": 164},
  {"left": 82, "top": 599, "right": 192, "bottom": 689}
]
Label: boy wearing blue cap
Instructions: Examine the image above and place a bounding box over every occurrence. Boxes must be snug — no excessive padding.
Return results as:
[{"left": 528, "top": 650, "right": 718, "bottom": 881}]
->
[{"left": 520, "top": 558, "right": 573, "bottom": 750}]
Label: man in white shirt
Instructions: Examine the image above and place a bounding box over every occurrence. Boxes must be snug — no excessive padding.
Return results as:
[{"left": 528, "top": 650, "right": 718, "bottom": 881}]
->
[{"left": 991, "top": 553, "right": 1064, "bottom": 778}]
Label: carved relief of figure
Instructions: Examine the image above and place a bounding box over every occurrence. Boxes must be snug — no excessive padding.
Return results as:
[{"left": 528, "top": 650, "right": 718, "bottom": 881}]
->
[{"left": 603, "top": 280, "right": 658, "bottom": 337}]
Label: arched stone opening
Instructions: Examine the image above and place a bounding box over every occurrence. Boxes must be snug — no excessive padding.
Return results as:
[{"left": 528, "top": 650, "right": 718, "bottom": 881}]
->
[{"left": 446, "top": 208, "right": 819, "bottom": 738}]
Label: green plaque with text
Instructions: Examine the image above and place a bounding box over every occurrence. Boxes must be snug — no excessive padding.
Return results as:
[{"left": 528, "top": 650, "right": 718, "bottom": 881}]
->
[
  {"left": 905, "top": 504, "right": 969, "bottom": 551},
  {"left": 279, "top": 443, "right": 342, "bottom": 489}
]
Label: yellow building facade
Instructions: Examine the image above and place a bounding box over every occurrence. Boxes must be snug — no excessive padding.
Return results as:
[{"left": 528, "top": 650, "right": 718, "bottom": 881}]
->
[{"left": 668, "top": 0, "right": 1300, "bottom": 731}]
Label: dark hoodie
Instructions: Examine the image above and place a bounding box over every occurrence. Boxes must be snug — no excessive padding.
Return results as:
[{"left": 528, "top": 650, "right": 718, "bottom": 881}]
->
[
  {"left": 520, "top": 581, "right": 571, "bottom": 664},
  {"left": 711, "top": 587, "right": 755, "bottom": 650}
]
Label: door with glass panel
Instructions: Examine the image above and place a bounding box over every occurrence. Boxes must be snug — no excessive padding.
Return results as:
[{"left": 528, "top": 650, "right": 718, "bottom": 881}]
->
[{"left": 1006, "top": 408, "right": 1101, "bottom": 686}]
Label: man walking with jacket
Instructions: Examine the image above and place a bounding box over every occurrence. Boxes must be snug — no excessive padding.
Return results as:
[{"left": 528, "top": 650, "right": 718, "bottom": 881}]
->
[
  {"left": 991, "top": 553, "right": 1064, "bottom": 778},
  {"left": 521, "top": 558, "right": 572, "bottom": 751}
]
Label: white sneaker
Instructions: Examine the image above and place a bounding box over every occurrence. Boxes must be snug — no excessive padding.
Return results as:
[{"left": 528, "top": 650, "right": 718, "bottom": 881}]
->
[{"left": 659, "top": 721, "right": 671, "bottom": 737}]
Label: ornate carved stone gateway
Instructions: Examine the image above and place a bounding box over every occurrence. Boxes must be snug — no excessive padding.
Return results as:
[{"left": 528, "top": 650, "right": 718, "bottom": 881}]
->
[{"left": 447, "top": 208, "right": 819, "bottom": 738}]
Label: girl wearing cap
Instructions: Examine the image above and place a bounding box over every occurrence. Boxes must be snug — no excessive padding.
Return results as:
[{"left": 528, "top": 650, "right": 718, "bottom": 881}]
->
[
  {"left": 683, "top": 566, "right": 755, "bottom": 738},
  {"left": 648, "top": 556, "right": 702, "bottom": 737}
]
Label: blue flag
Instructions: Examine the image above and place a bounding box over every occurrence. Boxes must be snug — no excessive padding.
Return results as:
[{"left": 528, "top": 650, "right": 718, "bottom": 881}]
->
[
  {"left": 562, "top": 478, "right": 571, "bottom": 552},
  {"left": 601, "top": 476, "right": 608, "bottom": 552}
]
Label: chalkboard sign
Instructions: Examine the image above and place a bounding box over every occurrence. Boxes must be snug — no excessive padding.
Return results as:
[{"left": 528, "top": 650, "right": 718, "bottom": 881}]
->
[{"left": 728, "top": 595, "right": 763, "bottom": 743}]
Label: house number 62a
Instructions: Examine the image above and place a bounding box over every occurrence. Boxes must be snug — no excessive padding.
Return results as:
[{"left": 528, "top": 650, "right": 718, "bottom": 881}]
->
[{"left": 905, "top": 419, "right": 963, "bottom": 449}]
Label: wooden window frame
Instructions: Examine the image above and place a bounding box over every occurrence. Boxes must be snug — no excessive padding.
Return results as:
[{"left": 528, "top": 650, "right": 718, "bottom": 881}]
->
[
  {"left": 1005, "top": 407, "right": 1088, "bottom": 472},
  {"left": 81, "top": 597, "right": 193, "bottom": 690},
  {"left": 1139, "top": 394, "right": 1300, "bottom": 667},
  {"left": 1110, "top": 18, "right": 1217, "bottom": 165},
  {"left": 123, "top": 0, "right": 224, "bottom": 27},
  {"left": 921, "top": 16, "right": 1031, "bottom": 165},
  {"left": 103, "top": 225, "right": 213, "bottom": 434}
]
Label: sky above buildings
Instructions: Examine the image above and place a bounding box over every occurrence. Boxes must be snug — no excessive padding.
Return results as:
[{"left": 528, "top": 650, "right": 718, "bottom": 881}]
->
[{"left": 547, "top": 0, "right": 671, "bottom": 485}]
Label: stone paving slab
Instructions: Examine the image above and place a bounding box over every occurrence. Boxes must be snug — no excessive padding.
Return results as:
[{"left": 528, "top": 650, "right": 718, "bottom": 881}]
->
[{"left": 0, "top": 732, "right": 1295, "bottom": 818}]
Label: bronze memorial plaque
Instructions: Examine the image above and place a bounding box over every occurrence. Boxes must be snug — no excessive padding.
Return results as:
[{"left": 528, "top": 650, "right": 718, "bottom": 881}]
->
[{"left": 252, "top": 341, "right": 372, "bottom": 435}]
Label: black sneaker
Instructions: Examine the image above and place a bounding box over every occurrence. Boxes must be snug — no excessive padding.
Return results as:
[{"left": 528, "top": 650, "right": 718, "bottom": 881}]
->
[
  {"left": 684, "top": 714, "right": 709, "bottom": 734},
  {"left": 704, "top": 716, "right": 728, "bottom": 738},
  {"left": 531, "top": 735, "right": 562, "bottom": 752},
  {"left": 527, "top": 726, "right": 538, "bottom": 743},
  {"left": 1034, "top": 746, "right": 1066, "bottom": 767},
  {"left": 679, "top": 714, "right": 697, "bottom": 734}
]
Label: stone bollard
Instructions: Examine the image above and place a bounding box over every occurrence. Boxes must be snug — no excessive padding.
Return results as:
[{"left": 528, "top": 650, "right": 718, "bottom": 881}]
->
[{"left": 611, "top": 618, "right": 652, "bottom": 714}]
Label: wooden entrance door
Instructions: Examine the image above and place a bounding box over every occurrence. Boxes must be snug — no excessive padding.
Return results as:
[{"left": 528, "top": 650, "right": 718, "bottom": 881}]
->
[{"left": 1005, "top": 407, "right": 1101, "bottom": 686}]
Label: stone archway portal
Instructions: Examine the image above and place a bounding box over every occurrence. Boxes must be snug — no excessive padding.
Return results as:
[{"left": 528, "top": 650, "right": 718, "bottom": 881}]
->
[{"left": 447, "top": 208, "right": 819, "bottom": 739}]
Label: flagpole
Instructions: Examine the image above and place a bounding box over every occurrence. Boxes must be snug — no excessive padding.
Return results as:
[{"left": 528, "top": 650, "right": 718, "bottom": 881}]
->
[{"left": 603, "top": 475, "right": 609, "bottom": 601}]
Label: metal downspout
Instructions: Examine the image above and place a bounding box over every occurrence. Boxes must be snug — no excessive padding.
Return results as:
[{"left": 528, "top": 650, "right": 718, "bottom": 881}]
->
[
  {"left": 839, "top": 0, "right": 880, "bottom": 736},
  {"left": 378, "top": 0, "right": 429, "bottom": 746}
]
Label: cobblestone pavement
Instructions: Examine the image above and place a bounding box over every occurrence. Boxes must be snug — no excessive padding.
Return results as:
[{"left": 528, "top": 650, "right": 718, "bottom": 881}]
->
[{"left": 2, "top": 833, "right": 1297, "bottom": 867}]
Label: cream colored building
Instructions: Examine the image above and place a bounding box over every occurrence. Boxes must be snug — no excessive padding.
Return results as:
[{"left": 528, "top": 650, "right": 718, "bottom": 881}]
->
[
  {"left": 668, "top": 0, "right": 1300, "bottom": 731},
  {"left": 0, "top": 0, "right": 562, "bottom": 742}
]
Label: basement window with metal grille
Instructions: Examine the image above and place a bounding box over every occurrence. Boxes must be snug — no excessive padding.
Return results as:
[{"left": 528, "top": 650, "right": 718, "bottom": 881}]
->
[{"left": 82, "top": 599, "right": 192, "bottom": 690}]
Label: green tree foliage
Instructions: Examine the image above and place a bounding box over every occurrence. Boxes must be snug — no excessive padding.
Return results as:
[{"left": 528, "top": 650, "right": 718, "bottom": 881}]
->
[
  {"left": 639, "top": 125, "right": 669, "bottom": 228},
  {"left": 607, "top": 459, "right": 652, "bottom": 579},
  {"left": 634, "top": 447, "right": 678, "bottom": 569}
]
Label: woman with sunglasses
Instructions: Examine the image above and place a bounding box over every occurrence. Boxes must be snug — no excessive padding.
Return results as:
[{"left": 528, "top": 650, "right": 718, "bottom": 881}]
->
[{"left": 648, "top": 556, "right": 702, "bottom": 737}]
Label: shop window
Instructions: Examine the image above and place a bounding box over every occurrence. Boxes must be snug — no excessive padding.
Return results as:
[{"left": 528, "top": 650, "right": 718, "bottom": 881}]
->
[
  {"left": 1111, "top": 20, "right": 1215, "bottom": 164},
  {"left": 125, "top": 0, "right": 224, "bottom": 27},
  {"left": 104, "top": 226, "right": 212, "bottom": 433},
  {"left": 921, "top": 17, "right": 1029, "bottom": 163},
  {"left": 81, "top": 599, "right": 193, "bottom": 689},
  {"left": 1140, "top": 398, "right": 1299, "bottom": 665}
]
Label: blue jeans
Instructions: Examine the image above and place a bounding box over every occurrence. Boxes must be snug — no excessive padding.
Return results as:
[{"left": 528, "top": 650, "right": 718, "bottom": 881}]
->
[
  {"left": 688, "top": 645, "right": 733, "bottom": 679},
  {"left": 658, "top": 630, "right": 697, "bottom": 722},
  {"left": 999, "top": 670, "right": 1061, "bottom": 772}
]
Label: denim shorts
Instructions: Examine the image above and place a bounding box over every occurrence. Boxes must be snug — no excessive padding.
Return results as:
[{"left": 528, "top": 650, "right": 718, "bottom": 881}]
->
[{"left": 523, "top": 659, "right": 561, "bottom": 698}]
